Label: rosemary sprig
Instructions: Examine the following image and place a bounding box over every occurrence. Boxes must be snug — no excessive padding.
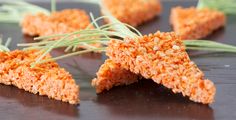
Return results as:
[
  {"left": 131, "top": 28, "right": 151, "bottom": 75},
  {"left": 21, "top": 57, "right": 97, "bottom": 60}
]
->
[
  {"left": 184, "top": 40, "right": 236, "bottom": 53},
  {"left": 18, "top": 14, "right": 236, "bottom": 66},
  {"left": 35, "top": 48, "right": 106, "bottom": 65},
  {"left": 197, "top": 0, "right": 236, "bottom": 15},
  {"left": 0, "top": 1, "right": 50, "bottom": 23},
  {"left": 18, "top": 15, "right": 141, "bottom": 67}
]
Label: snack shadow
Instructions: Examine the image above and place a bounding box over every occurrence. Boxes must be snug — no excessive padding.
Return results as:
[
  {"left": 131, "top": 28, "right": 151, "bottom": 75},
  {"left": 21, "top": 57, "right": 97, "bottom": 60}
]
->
[
  {"left": 0, "top": 84, "right": 79, "bottom": 117},
  {"left": 95, "top": 79, "right": 214, "bottom": 120}
]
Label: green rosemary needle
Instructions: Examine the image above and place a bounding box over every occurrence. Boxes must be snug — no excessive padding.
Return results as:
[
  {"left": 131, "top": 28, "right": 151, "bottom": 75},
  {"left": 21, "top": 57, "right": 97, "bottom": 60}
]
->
[
  {"left": 0, "top": 37, "right": 11, "bottom": 52},
  {"left": 0, "top": 1, "right": 50, "bottom": 23},
  {"left": 51, "top": 0, "right": 56, "bottom": 13},
  {"left": 18, "top": 14, "right": 236, "bottom": 66},
  {"left": 197, "top": 0, "right": 236, "bottom": 15}
]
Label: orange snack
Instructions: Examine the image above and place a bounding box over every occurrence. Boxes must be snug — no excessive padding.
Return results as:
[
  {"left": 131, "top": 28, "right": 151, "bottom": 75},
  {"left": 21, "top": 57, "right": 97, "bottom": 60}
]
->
[
  {"left": 92, "top": 59, "right": 139, "bottom": 93},
  {"left": 106, "top": 31, "right": 216, "bottom": 104},
  {"left": 101, "top": 0, "right": 162, "bottom": 27},
  {"left": 21, "top": 9, "right": 92, "bottom": 36},
  {"left": 0, "top": 49, "right": 79, "bottom": 104},
  {"left": 170, "top": 6, "right": 226, "bottom": 40}
]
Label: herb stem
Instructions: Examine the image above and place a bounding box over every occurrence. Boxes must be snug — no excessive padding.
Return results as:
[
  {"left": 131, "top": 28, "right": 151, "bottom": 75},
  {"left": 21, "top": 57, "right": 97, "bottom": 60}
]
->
[
  {"left": 197, "top": 0, "right": 236, "bottom": 15},
  {"left": 186, "top": 47, "right": 236, "bottom": 53},
  {"left": 51, "top": 0, "right": 56, "bottom": 13},
  {"left": 184, "top": 40, "right": 236, "bottom": 50},
  {"left": 31, "top": 47, "right": 106, "bottom": 67},
  {"left": 0, "top": 37, "right": 11, "bottom": 52}
]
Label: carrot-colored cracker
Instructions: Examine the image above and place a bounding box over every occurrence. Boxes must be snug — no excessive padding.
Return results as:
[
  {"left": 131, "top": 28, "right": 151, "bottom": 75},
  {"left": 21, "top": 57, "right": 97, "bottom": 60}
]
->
[
  {"left": 101, "top": 0, "right": 161, "bottom": 27},
  {"left": 0, "top": 50, "right": 79, "bottom": 104},
  {"left": 92, "top": 59, "right": 139, "bottom": 93},
  {"left": 170, "top": 7, "right": 226, "bottom": 40},
  {"left": 106, "top": 31, "right": 216, "bottom": 104},
  {"left": 21, "top": 9, "right": 92, "bottom": 36}
]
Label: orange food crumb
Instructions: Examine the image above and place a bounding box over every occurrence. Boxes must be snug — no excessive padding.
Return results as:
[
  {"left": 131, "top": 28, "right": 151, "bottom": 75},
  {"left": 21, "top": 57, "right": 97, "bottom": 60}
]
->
[
  {"left": 101, "top": 0, "right": 162, "bottom": 27},
  {"left": 106, "top": 31, "right": 216, "bottom": 104},
  {"left": 0, "top": 50, "right": 79, "bottom": 104},
  {"left": 92, "top": 59, "right": 139, "bottom": 93},
  {"left": 170, "top": 6, "right": 226, "bottom": 40},
  {"left": 21, "top": 9, "right": 92, "bottom": 36}
]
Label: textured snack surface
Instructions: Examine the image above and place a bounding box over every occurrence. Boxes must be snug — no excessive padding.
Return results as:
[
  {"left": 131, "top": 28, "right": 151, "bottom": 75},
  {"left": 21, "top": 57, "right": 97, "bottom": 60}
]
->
[
  {"left": 92, "top": 59, "right": 139, "bottom": 93},
  {"left": 21, "top": 9, "right": 91, "bottom": 36},
  {"left": 170, "top": 7, "right": 225, "bottom": 40},
  {"left": 101, "top": 0, "right": 161, "bottom": 27},
  {"left": 106, "top": 31, "right": 216, "bottom": 104},
  {"left": 0, "top": 50, "right": 79, "bottom": 104}
]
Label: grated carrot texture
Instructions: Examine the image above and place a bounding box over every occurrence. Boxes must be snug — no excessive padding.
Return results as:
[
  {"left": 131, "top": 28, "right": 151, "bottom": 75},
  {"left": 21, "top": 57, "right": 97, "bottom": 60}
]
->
[
  {"left": 21, "top": 9, "right": 92, "bottom": 36},
  {"left": 106, "top": 31, "right": 216, "bottom": 104},
  {"left": 0, "top": 50, "right": 79, "bottom": 104},
  {"left": 101, "top": 0, "right": 162, "bottom": 27},
  {"left": 92, "top": 59, "right": 139, "bottom": 93},
  {"left": 170, "top": 6, "right": 226, "bottom": 40}
]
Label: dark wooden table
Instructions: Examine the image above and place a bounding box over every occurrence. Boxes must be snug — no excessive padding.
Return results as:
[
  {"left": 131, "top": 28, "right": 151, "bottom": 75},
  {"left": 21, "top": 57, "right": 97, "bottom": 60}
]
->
[{"left": 0, "top": 1, "right": 236, "bottom": 120}]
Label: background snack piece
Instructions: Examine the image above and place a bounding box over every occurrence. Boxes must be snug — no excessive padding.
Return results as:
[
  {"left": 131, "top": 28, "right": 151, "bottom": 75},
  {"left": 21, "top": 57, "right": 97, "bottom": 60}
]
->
[
  {"left": 101, "top": 0, "right": 161, "bottom": 27},
  {"left": 170, "top": 7, "right": 225, "bottom": 40},
  {"left": 106, "top": 31, "right": 216, "bottom": 104},
  {"left": 92, "top": 59, "right": 139, "bottom": 93},
  {"left": 0, "top": 50, "right": 79, "bottom": 104},
  {"left": 21, "top": 9, "right": 92, "bottom": 36}
]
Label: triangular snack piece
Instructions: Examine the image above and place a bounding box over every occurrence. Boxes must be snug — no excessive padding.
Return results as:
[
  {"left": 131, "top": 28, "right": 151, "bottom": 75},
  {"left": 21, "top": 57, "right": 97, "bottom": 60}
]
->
[
  {"left": 106, "top": 31, "right": 216, "bottom": 104},
  {"left": 21, "top": 9, "right": 100, "bottom": 48},
  {"left": 170, "top": 6, "right": 225, "bottom": 40},
  {"left": 21, "top": 9, "right": 92, "bottom": 36},
  {"left": 0, "top": 50, "right": 79, "bottom": 104},
  {"left": 92, "top": 59, "right": 139, "bottom": 93},
  {"left": 101, "top": 0, "right": 162, "bottom": 27}
]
